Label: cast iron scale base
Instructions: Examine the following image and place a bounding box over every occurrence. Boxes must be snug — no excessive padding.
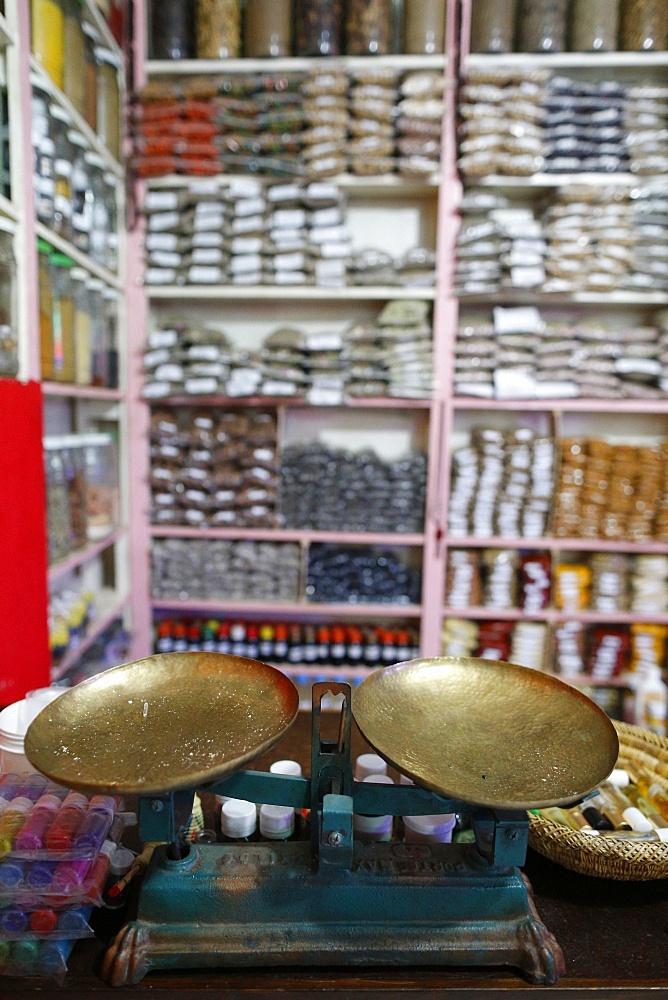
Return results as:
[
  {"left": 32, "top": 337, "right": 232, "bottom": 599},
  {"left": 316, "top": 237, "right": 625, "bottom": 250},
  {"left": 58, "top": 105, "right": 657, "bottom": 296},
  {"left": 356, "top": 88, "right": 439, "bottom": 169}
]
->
[{"left": 24, "top": 655, "right": 620, "bottom": 988}]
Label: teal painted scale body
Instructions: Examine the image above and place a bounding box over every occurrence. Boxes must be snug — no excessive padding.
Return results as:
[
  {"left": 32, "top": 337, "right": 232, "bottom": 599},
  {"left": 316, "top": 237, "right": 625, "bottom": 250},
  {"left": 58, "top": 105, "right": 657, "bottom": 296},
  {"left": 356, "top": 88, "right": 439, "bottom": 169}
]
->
[{"left": 101, "top": 684, "right": 564, "bottom": 987}]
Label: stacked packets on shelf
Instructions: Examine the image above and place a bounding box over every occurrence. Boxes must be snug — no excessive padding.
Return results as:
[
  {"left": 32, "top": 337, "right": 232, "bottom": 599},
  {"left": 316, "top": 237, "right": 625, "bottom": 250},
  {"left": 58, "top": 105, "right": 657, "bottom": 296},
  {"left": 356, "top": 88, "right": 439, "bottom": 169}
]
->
[{"left": 0, "top": 771, "right": 132, "bottom": 984}]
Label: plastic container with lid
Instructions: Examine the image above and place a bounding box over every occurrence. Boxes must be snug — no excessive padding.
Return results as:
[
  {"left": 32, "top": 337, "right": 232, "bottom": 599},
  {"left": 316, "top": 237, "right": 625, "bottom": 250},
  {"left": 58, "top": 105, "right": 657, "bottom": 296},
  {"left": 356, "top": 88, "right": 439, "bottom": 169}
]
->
[
  {"left": 196, "top": 0, "right": 241, "bottom": 58},
  {"left": 148, "top": 0, "right": 195, "bottom": 60},
  {"left": 517, "top": 0, "right": 568, "bottom": 52},
  {"left": 95, "top": 47, "right": 121, "bottom": 161},
  {"left": 221, "top": 798, "right": 258, "bottom": 841},
  {"left": 619, "top": 0, "right": 667, "bottom": 50},
  {"left": 402, "top": 811, "right": 456, "bottom": 844},
  {"left": 81, "top": 432, "right": 119, "bottom": 540},
  {"left": 62, "top": 0, "right": 86, "bottom": 117},
  {"left": 259, "top": 803, "right": 296, "bottom": 840},
  {"left": 244, "top": 0, "right": 292, "bottom": 57},
  {"left": 569, "top": 0, "right": 619, "bottom": 52},
  {"left": 31, "top": 0, "right": 65, "bottom": 88},
  {"left": 469, "top": 0, "right": 516, "bottom": 53},
  {"left": 345, "top": 0, "right": 392, "bottom": 55},
  {"left": 294, "top": 0, "right": 344, "bottom": 56},
  {"left": 403, "top": 0, "right": 446, "bottom": 54},
  {"left": 353, "top": 774, "right": 394, "bottom": 843}
]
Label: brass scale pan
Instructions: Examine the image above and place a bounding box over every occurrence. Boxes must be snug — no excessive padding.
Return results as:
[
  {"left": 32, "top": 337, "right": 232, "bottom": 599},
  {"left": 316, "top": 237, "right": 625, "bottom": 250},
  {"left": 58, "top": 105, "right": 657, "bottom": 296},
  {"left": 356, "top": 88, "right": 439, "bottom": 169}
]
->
[{"left": 25, "top": 654, "right": 619, "bottom": 809}]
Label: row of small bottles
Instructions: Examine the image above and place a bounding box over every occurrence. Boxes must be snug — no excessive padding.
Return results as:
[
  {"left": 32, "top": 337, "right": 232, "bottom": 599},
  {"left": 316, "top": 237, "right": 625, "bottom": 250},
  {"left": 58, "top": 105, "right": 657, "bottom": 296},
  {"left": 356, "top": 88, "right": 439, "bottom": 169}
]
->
[
  {"left": 155, "top": 616, "right": 421, "bottom": 667},
  {"left": 533, "top": 766, "right": 668, "bottom": 843},
  {"left": 186, "top": 753, "right": 462, "bottom": 846}
]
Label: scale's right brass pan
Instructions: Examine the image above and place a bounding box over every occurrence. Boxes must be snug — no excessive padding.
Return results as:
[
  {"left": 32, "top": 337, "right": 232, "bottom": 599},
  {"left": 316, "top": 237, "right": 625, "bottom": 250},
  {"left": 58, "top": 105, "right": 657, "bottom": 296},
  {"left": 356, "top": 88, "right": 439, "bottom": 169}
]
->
[{"left": 352, "top": 657, "right": 619, "bottom": 809}]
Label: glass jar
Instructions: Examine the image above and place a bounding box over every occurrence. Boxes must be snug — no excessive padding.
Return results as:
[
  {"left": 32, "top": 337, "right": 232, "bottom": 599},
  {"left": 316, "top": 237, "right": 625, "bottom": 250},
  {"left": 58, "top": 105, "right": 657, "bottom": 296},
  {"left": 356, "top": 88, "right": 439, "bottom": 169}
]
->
[
  {"left": 469, "top": 0, "right": 516, "bottom": 53},
  {"left": 31, "top": 0, "right": 65, "bottom": 88},
  {"left": 50, "top": 250, "right": 76, "bottom": 384},
  {"left": 71, "top": 266, "right": 91, "bottom": 385},
  {"left": 95, "top": 46, "right": 121, "bottom": 160},
  {"left": 196, "top": 0, "right": 241, "bottom": 58},
  {"left": 50, "top": 103, "right": 73, "bottom": 241},
  {"left": 244, "top": 0, "right": 292, "bottom": 57},
  {"left": 345, "top": 0, "right": 392, "bottom": 55},
  {"left": 517, "top": 0, "right": 568, "bottom": 52},
  {"left": 82, "top": 22, "right": 99, "bottom": 131},
  {"left": 61, "top": 436, "right": 88, "bottom": 551},
  {"left": 84, "top": 150, "right": 108, "bottom": 267},
  {"left": 38, "top": 239, "right": 54, "bottom": 380},
  {"left": 0, "top": 85, "right": 9, "bottom": 200},
  {"left": 102, "top": 286, "right": 119, "bottom": 388},
  {"left": 69, "top": 129, "right": 92, "bottom": 254},
  {"left": 403, "top": 0, "right": 446, "bottom": 54},
  {"left": 619, "top": 0, "right": 667, "bottom": 50},
  {"left": 0, "top": 230, "right": 17, "bottom": 378},
  {"left": 294, "top": 0, "right": 343, "bottom": 55},
  {"left": 44, "top": 439, "right": 71, "bottom": 564},
  {"left": 81, "top": 432, "right": 118, "bottom": 540},
  {"left": 570, "top": 0, "right": 619, "bottom": 51},
  {"left": 103, "top": 171, "right": 118, "bottom": 273},
  {"left": 148, "top": 0, "right": 195, "bottom": 59},
  {"left": 87, "top": 277, "right": 107, "bottom": 386},
  {"left": 62, "top": 0, "right": 86, "bottom": 117}
]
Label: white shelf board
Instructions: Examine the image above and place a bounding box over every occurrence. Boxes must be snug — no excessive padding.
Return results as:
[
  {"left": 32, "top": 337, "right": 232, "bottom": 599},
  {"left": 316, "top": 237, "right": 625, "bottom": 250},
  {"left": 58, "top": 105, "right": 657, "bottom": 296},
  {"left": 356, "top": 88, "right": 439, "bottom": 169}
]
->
[{"left": 146, "top": 284, "right": 436, "bottom": 301}]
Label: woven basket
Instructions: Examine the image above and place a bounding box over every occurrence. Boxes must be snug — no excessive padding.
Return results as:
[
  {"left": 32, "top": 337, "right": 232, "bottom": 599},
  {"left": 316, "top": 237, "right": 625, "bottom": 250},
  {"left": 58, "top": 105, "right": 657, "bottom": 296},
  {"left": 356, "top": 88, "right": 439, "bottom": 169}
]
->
[{"left": 528, "top": 721, "right": 668, "bottom": 881}]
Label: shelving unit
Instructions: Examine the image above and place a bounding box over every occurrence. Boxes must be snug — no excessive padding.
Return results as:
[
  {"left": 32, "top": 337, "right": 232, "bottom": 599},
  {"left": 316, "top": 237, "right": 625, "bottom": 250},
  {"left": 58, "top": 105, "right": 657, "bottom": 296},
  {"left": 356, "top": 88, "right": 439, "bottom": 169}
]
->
[
  {"left": 120, "top": 0, "right": 668, "bottom": 726},
  {"left": 0, "top": 0, "right": 134, "bottom": 699}
]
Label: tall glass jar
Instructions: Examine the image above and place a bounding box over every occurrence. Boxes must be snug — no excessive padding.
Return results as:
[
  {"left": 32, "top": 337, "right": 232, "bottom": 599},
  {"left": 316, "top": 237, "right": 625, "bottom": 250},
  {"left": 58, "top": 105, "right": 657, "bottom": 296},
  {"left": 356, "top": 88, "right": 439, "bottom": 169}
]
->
[
  {"left": 245, "top": 0, "right": 292, "bottom": 57},
  {"left": 517, "top": 0, "right": 568, "bottom": 52},
  {"left": 71, "top": 266, "right": 91, "bottom": 385},
  {"left": 44, "top": 439, "right": 71, "bottom": 564},
  {"left": 95, "top": 47, "right": 121, "bottom": 161},
  {"left": 570, "top": 0, "right": 619, "bottom": 51},
  {"left": 103, "top": 171, "right": 118, "bottom": 273},
  {"left": 403, "top": 0, "right": 446, "bottom": 54},
  {"left": 87, "top": 277, "right": 107, "bottom": 386},
  {"left": 148, "top": 0, "right": 195, "bottom": 59},
  {"left": 50, "top": 250, "right": 76, "bottom": 384},
  {"left": 102, "top": 286, "right": 119, "bottom": 388},
  {"left": 81, "top": 432, "right": 118, "bottom": 540},
  {"left": 346, "top": 0, "right": 392, "bottom": 55},
  {"left": 84, "top": 150, "right": 108, "bottom": 267},
  {"left": 31, "top": 0, "right": 65, "bottom": 88},
  {"left": 0, "top": 230, "right": 17, "bottom": 378},
  {"left": 294, "top": 0, "right": 343, "bottom": 55},
  {"left": 470, "top": 0, "right": 516, "bottom": 53},
  {"left": 38, "top": 238, "right": 54, "bottom": 380},
  {"left": 69, "top": 129, "right": 92, "bottom": 255},
  {"left": 82, "top": 22, "right": 99, "bottom": 131},
  {"left": 50, "top": 104, "right": 73, "bottom": 241},
  {"left": 61, "top": 436, "right": 88, "bottom": 551},
  {"left": 196, "top": 0, "right": 241, "bottom": 58},
  {"left": 619, "top": 0, "right": 667, "bottom": 50},
  {"left": 62, "top": 0, "right": 86, "bottom": 117}
]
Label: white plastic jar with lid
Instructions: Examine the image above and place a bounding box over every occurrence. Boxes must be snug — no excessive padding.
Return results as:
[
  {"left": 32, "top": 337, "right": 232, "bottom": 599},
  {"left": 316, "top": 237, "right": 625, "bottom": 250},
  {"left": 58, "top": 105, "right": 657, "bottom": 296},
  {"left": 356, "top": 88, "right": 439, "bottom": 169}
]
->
[{"left": 221, "top": 798, "right": 258, "bottom": 841}]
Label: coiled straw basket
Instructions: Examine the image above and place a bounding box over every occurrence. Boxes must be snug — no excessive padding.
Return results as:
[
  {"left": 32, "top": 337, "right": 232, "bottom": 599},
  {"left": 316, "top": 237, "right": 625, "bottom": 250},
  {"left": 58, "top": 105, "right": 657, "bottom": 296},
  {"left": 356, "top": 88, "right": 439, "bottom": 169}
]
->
[{"left": 528, "top": 721, "right": 668, "bottom": 880}]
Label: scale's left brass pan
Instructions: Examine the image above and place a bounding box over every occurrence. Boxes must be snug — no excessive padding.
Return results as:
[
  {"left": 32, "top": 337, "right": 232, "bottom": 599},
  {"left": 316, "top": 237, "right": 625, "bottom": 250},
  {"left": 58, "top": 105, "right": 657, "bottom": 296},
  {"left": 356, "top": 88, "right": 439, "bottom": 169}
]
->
[
  {"left": 25, "top": 653, "right": 299, "bottom": 795},
  {"left": 352, "top": 657, "right": 619, "bottom": 809}
]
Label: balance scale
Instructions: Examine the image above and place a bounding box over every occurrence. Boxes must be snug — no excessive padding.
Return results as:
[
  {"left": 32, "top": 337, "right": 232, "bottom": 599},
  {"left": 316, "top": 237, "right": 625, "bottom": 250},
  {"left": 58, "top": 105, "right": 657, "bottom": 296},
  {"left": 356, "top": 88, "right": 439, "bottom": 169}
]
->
[{"left": 24, "top": 653, "right": 619, "bottom": 988}]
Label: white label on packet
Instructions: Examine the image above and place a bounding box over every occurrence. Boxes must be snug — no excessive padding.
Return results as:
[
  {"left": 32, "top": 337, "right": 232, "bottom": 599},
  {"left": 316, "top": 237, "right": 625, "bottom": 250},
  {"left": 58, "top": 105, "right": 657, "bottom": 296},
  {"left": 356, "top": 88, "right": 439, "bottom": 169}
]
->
[
  {"left": 493, "top": 306, "right": 542, "bottom": 334},
  {"left": 148, "top": 329, "right": 179, "bottom": 349}
]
